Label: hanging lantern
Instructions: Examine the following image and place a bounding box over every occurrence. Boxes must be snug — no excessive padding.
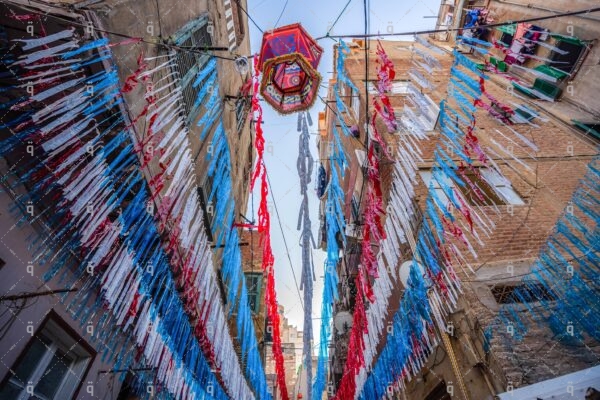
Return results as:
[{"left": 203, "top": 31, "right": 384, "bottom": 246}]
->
[{"left": 258, "top": 23, "right": 323, "bottom": 114}]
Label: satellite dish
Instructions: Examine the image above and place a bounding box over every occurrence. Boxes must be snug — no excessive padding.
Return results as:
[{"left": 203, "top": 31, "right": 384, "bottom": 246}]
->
[
  {"left": 334, "top": 311, "right": 353, "bottom": 335},
  {"left": 399, "top": 260, "right": 426, "bottom": 287}
]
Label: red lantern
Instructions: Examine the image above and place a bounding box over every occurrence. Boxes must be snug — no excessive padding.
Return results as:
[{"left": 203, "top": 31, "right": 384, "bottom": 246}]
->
[{"left": 258, "top": 23, "right": 324, "bottom": 114}]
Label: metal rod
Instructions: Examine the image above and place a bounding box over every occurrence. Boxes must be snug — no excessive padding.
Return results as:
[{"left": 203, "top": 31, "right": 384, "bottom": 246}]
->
[
  {"left": 0, "top": 288, "right": 78, "bottom": 302},
  {"left": 210, "top": 242, "right": 249, "bottom": 249},
  {"left": 98, "top": 367, "right": 156, "bottom": 374}
]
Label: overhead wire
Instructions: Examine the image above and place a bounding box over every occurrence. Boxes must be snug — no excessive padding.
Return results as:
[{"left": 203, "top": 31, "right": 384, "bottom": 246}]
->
[
  {"left": 264, "top": 165, "right": 305, "bottom": 313},
  {"left": 6, "top": 1, "right": 598, "bottom": 65},
  {"left": 316, "top": 6, "right": 600, "bottom": 39},
  {"left": 3, "top": 0, "right": 239, "bottom": 60},
  {"left": 324, "top": 0, "right": 353, "bottom": 41},
  {"left": 273, "top": 0, "right": 289, "bottom": 28},
  {"left": 236, "top": 0, "right": 265, "bottom": 33}
]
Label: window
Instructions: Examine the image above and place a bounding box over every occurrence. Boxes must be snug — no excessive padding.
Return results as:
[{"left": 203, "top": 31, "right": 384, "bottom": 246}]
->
[
  {"left": 355, "top": 149, "right": 368, "bottom": 170},
  {"left": 350, "top": 193, "right": 360, "bottom": 223},
  {"left": 573, "top": 120, "right": 600, "bottom": 141},
  {"left": 479, "top": 168, "right": 524, "bottom": 205},
  {"left": 419, "top": 168, "right": 524, "bottom": 207},
  {"left": 425, "top": 381, "right": 451, "bottom": 400},
  {"left": 351, "top": 89, "right": 361, "bottom": 119},
  {"left": 0, "top": 317, "right": 93, "bottom": 400},
  {"left": 282, "top": 344, "right": 295, "bottom": 356},
  {"left": 338, "top": 81, "right": 357, "bottom": 117},
  {"left": 197, "top": 176, "right": 215, "bottom": 242},
  {"left": 511, "top": 104, "right": 538, "bottom": 124},
  {"left": 368, "top": 81, "right": 410, "bottom": 95},
  {"left": 491, "top": 101, "right": 514, "bottom": 122},
  {"left": 229, "top": 0, "right": 246, "bottom": 48},
  {"left": 171, "top": 16, "right": 213, "bottom": 123},
  {"left": 246, "top": 272, "right": 263, "bottom": 314},
  {"left": 548, "top": 36, "right": 589, "bottom": 75},
  {"left": 491, "top": 283, "right": 556, "bottom": 304},
  {"left": 396, "top": 86, "right": 440, "bottom": 134},
  {"left": 235, "top": 96, "right": 250, "bottom": 134}
]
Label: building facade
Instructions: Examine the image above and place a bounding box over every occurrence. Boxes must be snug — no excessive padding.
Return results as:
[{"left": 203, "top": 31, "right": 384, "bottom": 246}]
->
[
  {"left": 0, "top": 0, "right": 268, "bottom": 399},
  {"left": 319, "top": 5, "right": 599, "bottom": 397},
  {"left": 264, "top": 304, "right": 304, "bottom": 400}
]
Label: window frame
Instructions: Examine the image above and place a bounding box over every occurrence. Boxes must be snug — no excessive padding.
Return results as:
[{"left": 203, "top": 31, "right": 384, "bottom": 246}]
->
[
  {"left": 197, "top": 175, "right": 216, "bottom": 242},
  {"left": 490, "top": 282, "right": 556, "bottom": 304},
  {"left": 368, "top": 80, "right": 410, "bottom": 95},
  {"left": 235, "top": 95, "right": 250, "bottom": 135},
  {"left": 396, "top": 88, "right": 440, "bottom": 134},
  {"left": 350, "top": 193, "right": 360, "bottom": 223},
  {"left": 419, "top": 168, "right": 524, "bottom": 207},
  {"left": 351, "top": 88, "right": 361, "bottom": 119},
  {"left": 511, "top": 104, "right": 538, "bottom": 124},
  {"left": 0, "top": 312, "right": 95, "bottom": 400},
  {"left": 170, "top": 14, "right": 214, "bottom": 124},
  {"left": 245, "top": 272, "right": 263, "bottom": 314}
]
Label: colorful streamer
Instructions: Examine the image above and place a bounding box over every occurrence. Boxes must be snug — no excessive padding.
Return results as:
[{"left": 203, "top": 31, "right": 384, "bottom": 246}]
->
[
  {"left": 251, "top": 57, "right": 289, "bottom": 400},
  {"left": 2, "top": 29, "right": 231, "bottom": 399},
  {"left": 297, "top": 112, "right": 316, "bottom": 400}
]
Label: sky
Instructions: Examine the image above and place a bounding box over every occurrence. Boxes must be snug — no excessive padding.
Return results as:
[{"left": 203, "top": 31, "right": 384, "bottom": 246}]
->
[{"left": 245, "top": 0, "right": 442, "bottom": 352}]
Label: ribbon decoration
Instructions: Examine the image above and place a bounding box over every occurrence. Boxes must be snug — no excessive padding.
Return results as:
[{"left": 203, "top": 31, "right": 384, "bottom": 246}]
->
[
  {"left": 2, "top": 28, "right": 232, "bottom": 399},
  {"left": 208, "top": 121, "right": 272, "bottom": 400},
  {"left": 250, "top": 57, "right": 289, "bottom": 400},
  {"left": 251, "top": 54, "right": 265, "bottom": 190},
  {"left": 128, "top": 50, "right": 262, "bottom": 399},
  {"left": 297, "top": 112, "right": 316, "bottom": 400},
  {"left": 333, "top": 40, "right": 396, "bottom": 400},
  {"left": 493, "top": 157, "right": 600, "bottom": 351},
  {"left": 354, "top": 37, "right": 445, "bottom": 397},
  {"left": 357, "top": 36, "right": 539, "bottom": 398},
  {"left": 312, "top": 41, "right": 352, "bottom": 400}
]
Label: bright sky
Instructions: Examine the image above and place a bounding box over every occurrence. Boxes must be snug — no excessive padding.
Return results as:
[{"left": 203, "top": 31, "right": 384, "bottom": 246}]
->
[{"left": 245, "top": 0, "right": 442, "bottom": 351}]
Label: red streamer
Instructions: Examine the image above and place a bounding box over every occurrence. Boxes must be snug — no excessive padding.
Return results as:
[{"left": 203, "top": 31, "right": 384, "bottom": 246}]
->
[
  {"left": 334, "top": 42, "right": 394, "bottom": 400},
  {"left": 250, "top": 55, "right": 265, "bottom": 190},
  {"left": 251, "top": 56, "right": 289, "bottom": 400},
  {"left": 123, "top": 50, "right": 225, "bottom": 383},
  {"left": 122, "top": 51, "right": 148, "bottom": 92}
]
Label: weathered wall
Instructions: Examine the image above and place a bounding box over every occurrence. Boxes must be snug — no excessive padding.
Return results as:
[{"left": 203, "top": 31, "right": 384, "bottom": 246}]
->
[
  {"left": 322, "top": 32, "right": 600, "bottom": 398},
  {"left": 99, "top": 0, "right": 254, "bottom": 228},
  {"left": 0, "top": 180, "right": 124, "bottom": 399},
  {"left": 480, "top": 0, "right": 600, "bottom": 120}
]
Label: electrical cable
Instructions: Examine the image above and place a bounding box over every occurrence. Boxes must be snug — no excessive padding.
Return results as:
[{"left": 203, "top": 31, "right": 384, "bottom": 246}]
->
[
  {"left": 236, "top": 0, "right": 264, "bottom": 33},
  {"left": 356, "top": 0, "right": 370, "bottom": 222},
  {"left": 273, "top": 0, "right": 289, "bottom": 28},
  {"left": 324, "top": 0, "right": 352, "bottom": 40},
  {"left": 316, "top": 6, "right": 600, "bottom": 40}
]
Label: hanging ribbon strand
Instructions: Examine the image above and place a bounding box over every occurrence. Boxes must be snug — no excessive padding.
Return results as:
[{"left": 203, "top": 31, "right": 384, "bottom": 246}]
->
[
  {"left": 2, "top": 28, "right": 232, "bottom": 399},
  {"left": 129, "top": 50, "right": 260, "bottom": 399},
  {"left": 312, "top": 40, "right": 351, "bottom": 400},
  {"left": 297, "top": 112, "right": 316, "bottom": 400},
  {"left": 357, "top": 36, "right": 533, "bottom": 398},
  {"left": 333, "top": 39, "right": 395, "bottom": 400},
  {"left": 494, "top": 156, "right": 600, "bottom": 346},
  {"left": 251, "top": 56, "right": 289, "bottom": 400}
]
